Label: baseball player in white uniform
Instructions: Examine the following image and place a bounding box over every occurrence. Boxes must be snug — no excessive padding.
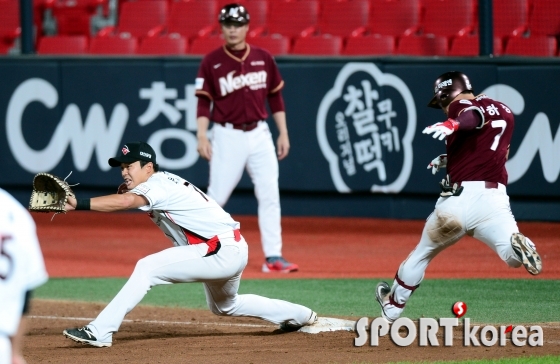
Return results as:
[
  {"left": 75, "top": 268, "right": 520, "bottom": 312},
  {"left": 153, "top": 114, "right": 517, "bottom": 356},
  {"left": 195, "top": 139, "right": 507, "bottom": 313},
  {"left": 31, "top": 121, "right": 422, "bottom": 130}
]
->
[
  {"left": 0, "top": 189, "right": 49, "bottom": 364},
  {"left": 195, "top": 3, "right": 298, "bottom": 273},
  {"left": 62, "top": 141, "right": 318, "bottom": 348},
  {"left": 375, "top": 71, "right": 543, "bottom": 323}
]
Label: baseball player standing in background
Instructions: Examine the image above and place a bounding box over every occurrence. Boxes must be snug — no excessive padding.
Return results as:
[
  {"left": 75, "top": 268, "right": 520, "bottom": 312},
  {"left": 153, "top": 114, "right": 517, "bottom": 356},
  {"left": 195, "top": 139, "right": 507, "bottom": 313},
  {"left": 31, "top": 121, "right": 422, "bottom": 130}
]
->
[
  {"left": 195, "top": 3, "right": 298, "bottom": 273},
  {"left": 375, "top": 71, "right": 543, "bottom": 323},
  {"left": 0, "top": 189, "right": 48, "bottom": 364},
  {"left": 62, "top": 142, "right": 319, "bottom": 348}
]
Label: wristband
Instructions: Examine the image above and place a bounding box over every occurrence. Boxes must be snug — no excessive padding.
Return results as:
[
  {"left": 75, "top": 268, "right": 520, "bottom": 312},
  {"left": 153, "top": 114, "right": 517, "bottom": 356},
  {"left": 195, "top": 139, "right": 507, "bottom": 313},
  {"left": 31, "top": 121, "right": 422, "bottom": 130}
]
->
[{"left": 75, "top": 199, "right": 91, "bottom": 210}]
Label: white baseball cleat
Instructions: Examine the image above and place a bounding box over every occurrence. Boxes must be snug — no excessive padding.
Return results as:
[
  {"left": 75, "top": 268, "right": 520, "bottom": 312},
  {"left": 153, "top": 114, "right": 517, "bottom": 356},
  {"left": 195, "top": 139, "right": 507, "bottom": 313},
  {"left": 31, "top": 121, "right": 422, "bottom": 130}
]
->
[
  {"left": 63, "top": 326, "right": 112, "bottom": 348},
  {"left": 511, "top": 233, "right": 542, "bottom": 275},
  {"left": 375, "top": 281, "right": 396, "bottom": 324}
]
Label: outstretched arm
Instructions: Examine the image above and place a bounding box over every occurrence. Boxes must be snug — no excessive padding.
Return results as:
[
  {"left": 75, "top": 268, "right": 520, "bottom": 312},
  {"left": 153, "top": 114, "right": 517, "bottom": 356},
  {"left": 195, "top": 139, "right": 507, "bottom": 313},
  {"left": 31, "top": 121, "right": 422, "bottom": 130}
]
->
[{"left": 66, "top": 193, "right": 149, "bottom": 212}]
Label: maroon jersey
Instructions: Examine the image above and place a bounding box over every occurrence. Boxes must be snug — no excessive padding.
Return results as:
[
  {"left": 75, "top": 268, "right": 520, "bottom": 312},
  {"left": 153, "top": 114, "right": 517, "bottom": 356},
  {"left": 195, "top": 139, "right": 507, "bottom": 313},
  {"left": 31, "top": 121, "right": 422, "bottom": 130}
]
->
[
  {"left": 195, "top": 44, "right": 284, "bottom": 124},
  {"left": 446, "top": 94, "right": 514, "bottom": 185}
]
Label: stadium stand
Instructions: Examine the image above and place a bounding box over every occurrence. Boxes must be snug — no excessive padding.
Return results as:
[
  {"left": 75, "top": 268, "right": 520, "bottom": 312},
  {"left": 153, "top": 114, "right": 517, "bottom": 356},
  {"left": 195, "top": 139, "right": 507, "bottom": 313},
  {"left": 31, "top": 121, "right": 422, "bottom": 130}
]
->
[
  {"left": 96, "top": 0, "right": 167, "bottom": 38},
  {"left": 342, "top": 34, "right": 395, "bottom": 56},
  {"left": 504, "top": 35, "right": 558, "bottom": 57},
  {"left": 266, "top": 0, "right": 319, "bottom": 39},
  {"left": 248, "top": 34, "right": 290, "bottom": 55},
  {"left": 316, "top": 0, "right": 369, "bottom": 38},
  {"left": 2, "top": 0, "right": 559, "bottom": 57},
  {"left": 137, "top": 34, "right": 186, "bottom": 55},
  {"left": 368, "top": 0, "right": 421, "bottom": 37},
  {"left": 37, "top": 34, "right": 88, "bottom": 54},
  {"left": 89, "top": 33, "right": 137, "bottom": 54},
  {"left": 291, "top": 34, "right": 342, "bottom": 55},
  {"left": 0, "top": 0, "right": 21, "bottom": 54},
  {"left": 397, "top": 34, "right": 448, "bottom": 56},
  {"left": 449, "top": 34, "right": 503, "bottom": 57},
  {"left": 501, "top": 0, "right": 560, "bottom": 57},
  {"left": 166, "top": 0, "right": 216, "bottom": 41},
  {"left": 188, "top": 36, "right": 224, "bottom": 55},
  {"left": 49, "top": 0, "right": 108, "bottom": 36}
]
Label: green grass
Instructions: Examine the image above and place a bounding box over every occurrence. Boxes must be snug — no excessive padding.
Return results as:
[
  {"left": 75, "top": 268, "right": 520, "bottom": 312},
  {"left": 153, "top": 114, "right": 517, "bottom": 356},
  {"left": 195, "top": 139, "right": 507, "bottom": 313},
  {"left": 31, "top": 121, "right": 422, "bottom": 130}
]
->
[{"left": 34, "top": 278, "right": 560, "bottom": 324}]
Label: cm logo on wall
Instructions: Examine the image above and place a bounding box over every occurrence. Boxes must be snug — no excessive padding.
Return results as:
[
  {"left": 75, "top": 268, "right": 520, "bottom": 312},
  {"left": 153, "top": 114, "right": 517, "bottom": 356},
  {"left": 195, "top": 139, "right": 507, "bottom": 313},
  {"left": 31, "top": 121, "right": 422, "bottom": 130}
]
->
[{"left": 317, "top": 63, "right": 416, "bottom": 193}]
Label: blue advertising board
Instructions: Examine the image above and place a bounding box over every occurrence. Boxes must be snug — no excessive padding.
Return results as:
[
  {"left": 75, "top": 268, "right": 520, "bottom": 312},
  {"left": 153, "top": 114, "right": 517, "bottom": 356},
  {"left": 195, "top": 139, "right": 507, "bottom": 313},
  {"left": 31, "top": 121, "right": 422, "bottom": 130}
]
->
[{"left": 1, "top": 58, "right": 558, "bottom": 218}]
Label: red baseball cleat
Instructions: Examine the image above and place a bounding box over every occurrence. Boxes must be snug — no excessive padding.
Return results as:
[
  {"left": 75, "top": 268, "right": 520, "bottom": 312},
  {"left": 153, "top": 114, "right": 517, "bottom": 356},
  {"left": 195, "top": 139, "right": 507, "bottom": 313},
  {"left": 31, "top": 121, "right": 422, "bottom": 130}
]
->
[{"left": 262, "top": 256, "right": 299, "bottom": 273}]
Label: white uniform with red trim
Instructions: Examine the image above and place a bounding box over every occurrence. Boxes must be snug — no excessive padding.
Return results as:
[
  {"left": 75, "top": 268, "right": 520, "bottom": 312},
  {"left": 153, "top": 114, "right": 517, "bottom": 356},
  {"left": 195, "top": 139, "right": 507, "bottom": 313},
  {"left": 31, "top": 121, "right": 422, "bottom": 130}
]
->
[
  {"left": 0, "top": 189, "right": 48, "bottom": 364},
  {"left": 86, "top": 172, "right": 313, "bottom": 345}
]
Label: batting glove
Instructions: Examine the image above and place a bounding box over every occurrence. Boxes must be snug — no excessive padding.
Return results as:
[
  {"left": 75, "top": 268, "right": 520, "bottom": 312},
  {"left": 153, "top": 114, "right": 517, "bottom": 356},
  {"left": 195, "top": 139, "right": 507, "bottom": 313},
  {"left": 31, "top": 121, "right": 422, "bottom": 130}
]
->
[
  {"left": 422, "top": 118, "right": 459, "bottom": 141},
  {"left": 427, "top": 154, "right": 447, "bottom": 175}
]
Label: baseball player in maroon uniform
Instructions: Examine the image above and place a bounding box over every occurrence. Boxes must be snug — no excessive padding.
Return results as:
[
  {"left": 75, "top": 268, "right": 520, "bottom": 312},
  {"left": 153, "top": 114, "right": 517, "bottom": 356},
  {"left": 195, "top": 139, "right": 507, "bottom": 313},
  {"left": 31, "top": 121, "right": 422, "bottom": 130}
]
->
[
  {"left": 375, "top": 71, "right": 543, "bottom": 323},
  {"left": 195, "top": 3, "right": 298, "bottom": 273}
]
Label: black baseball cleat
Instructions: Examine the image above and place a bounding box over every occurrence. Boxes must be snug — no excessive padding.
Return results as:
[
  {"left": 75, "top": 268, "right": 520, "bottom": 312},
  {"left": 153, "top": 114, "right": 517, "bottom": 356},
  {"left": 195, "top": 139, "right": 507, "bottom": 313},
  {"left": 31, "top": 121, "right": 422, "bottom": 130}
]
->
[
  {"left": 279, "top": 311, "right": 317, "bottom": 332},
  {"left": 63, "top": 326, "right": 112, "bottom": 347},
  {"left": 511, "top": 233, "right": 542, "bottom": 275},
  {"left": 375, "top": 281, "right": 395, "bottom": 324}
]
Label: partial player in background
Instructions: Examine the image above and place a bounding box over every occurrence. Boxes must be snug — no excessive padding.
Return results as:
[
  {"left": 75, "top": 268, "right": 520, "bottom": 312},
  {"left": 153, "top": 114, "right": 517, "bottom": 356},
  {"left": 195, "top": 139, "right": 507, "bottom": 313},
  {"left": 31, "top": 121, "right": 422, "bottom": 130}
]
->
[
  {"left": 195, "top": 3, "right": 298, "bottom": 273},
  {"left": 61, "top": 141, "right": 339, "bottom": 348},
  {"left": 0, "top": 189, "right": 49, "bottom": 364},
  {"left": 375, "top": 71, "right": 542, "bottom": 323}
]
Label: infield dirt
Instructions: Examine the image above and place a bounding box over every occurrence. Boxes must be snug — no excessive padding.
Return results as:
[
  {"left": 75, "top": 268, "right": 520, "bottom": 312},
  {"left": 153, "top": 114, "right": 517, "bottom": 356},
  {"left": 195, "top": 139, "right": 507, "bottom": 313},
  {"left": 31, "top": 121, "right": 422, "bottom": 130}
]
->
[{"left": 25, "top": 213, "right": 560, "bottom": 363}]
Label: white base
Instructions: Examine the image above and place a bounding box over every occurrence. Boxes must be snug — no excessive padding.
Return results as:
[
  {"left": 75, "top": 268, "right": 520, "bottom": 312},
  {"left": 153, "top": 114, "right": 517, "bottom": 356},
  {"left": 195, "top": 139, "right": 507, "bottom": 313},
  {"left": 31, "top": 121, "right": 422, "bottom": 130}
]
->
[{"left": 298, "top": 317, "right": 356, "bottom": 334}]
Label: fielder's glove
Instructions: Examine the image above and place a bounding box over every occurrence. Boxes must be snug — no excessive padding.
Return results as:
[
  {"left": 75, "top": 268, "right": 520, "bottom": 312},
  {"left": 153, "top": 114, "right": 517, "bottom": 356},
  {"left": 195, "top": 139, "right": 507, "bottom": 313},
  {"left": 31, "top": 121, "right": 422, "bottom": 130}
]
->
[
  {"left": 427, "top": 154, "right": 448, "bottom": 175},
  {"left": 29, "top": 172, "right": 76, "bottom": 214},
  {"left": 422, "top": 118, "right": 459, "bottom": 140}
]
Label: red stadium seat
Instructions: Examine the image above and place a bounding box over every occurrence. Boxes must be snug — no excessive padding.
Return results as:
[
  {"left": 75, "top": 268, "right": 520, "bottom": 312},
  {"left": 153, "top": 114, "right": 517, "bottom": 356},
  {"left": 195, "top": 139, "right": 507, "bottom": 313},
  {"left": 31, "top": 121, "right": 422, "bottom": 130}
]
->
[
  {"left": 526, "top": 0, "right": 560, "bottom": 36},
  {"left": 493, "top": 0, "right": 529, "bottom": 39},
  {"left": 421, "top": 0, "right": 477, "bottom": 37},
  {"left": 103, "top": 1, "right": 167, "bottom": 38},
  {"left": 248, "top": 34, "right": 290, "bottom": 55},
  {"left": 396, "top": 35, "right": 448, "bottom": 56},
  {"left": 188, "top": 36, "right": 224, "bottom": 55},
  {"left": 448, "top": 34, "right": 503, "bottom": 56},
  {"left": 342, "top": 34, "right": 395, "bottom": 55},
  {"left": 0, "top": 0, "right": 21, "bottom": 53},
  {"left": 504, "top": 36, "right": 557, "bottom": 57},
  {"left": 51, "top": 0, "right": 108, "bottom": 35},
  {"left": 137, "top": 34, "right": 186, "bottom": 55},
  {"left": 167, "top": 0, "right": 217, "bottom": 40},
  {"left": 89, "top": 34, "right": 138, "bottom": 54},
  {"left": 317, "top": 0, "right": 369, "bottom": 37},
  {"left": 291, "top": 34, "right": 342, "bottom": 55},
  {"left": 37, "top": 35, "right": 88, "bottom": 54},
  {"left": 266, "top": 0, "right": 319, "bottom": 38},
  {"left": 368, "top": 0, "right": 420, "bottom": 37}
]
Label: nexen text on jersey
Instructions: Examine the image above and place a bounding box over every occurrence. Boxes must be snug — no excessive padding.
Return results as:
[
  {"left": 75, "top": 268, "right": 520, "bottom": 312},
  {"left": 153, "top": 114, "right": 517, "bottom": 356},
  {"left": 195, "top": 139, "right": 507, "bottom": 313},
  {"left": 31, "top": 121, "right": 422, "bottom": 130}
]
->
[{"left": 219, "top": 71, "right": 267, "bottom": 96}]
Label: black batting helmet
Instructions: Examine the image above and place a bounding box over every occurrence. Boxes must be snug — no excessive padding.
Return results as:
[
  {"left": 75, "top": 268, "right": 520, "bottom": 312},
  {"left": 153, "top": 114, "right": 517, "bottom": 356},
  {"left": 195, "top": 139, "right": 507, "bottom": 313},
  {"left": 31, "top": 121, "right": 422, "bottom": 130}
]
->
[
  {"left": 428, "top": 71, "right": 473, "bottom": 109},
  {"left": 219, "top": 3, "right": 250, "bottom": 25}
]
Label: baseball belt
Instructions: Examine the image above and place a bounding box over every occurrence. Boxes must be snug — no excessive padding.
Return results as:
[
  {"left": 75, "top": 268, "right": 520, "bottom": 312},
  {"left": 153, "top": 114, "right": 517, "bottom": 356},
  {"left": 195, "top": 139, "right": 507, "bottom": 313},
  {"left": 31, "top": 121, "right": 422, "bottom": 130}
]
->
[{"left": 216, "top": 121, "right": 260, "bottom": 132}]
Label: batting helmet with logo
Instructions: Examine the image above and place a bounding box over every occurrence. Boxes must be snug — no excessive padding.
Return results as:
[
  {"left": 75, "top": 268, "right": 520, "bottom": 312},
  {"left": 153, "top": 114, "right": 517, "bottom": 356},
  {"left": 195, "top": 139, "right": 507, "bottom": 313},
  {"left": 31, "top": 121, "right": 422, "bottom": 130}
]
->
[
  {"left": 427, "top": 71, "right": 473, "bottom": 109},
  {"left": 219, "top": 3, "right": 250, "bottom": 25}
]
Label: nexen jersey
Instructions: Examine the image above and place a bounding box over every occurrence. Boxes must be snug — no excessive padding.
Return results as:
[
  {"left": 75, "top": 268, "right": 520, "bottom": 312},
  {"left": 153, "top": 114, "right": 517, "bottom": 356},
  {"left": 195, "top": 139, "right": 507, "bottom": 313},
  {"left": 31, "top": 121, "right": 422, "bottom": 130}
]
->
[
  {"left": 130, "top": 172, "right": 240, "bottom": 246},
  {"left": 446, "top": 94, "right": 514, "bottom": 185},
  {"left": 195, "top": 44, "right": 284, "bottom": 124}
]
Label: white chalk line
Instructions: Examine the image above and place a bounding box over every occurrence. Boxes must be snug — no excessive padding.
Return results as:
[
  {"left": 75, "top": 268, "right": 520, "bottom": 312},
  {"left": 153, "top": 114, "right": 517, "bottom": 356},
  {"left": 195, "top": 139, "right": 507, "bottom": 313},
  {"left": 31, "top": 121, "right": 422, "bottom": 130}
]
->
[{"left": 29, "top": 315, "right": 275, "bottom": 329}]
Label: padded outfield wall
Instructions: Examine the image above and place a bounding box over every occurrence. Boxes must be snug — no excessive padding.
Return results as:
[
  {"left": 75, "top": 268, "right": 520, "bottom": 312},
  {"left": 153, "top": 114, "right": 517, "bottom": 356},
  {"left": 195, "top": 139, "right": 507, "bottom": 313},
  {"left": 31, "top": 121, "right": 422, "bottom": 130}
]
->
[{"left": 1, "top": 56, "right": 559, "bottom": 220}]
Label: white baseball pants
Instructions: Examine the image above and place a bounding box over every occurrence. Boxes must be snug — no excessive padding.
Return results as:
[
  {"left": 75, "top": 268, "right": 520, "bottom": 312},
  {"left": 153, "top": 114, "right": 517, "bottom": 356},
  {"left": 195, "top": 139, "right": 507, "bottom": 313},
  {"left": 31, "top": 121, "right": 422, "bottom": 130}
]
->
[
  {"left": 0, "top": 336, "right": 10, "bottom": 364},
  {"left": 87, "top": 233, "right": 312, "bottom": 344},
  {"left": 384, "top": 181, "right": 524, "bottom": 320},
  {"left": 207, "top": 121, "right": 282, "bottom": 258}
]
